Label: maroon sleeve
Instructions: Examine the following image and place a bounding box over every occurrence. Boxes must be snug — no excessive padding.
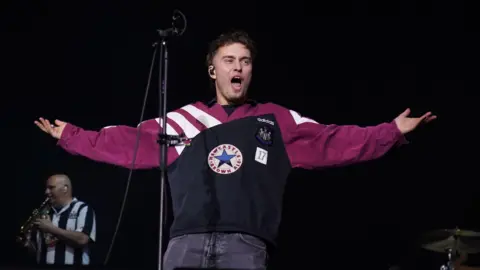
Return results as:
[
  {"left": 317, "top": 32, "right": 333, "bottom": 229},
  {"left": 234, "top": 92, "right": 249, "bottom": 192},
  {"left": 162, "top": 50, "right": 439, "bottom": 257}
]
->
[
  {"left": 57, "top": 118, "right": 183, "bottom": 169},
  {"left": 280, "top": 108, "right": 408, "bottom": 169}
]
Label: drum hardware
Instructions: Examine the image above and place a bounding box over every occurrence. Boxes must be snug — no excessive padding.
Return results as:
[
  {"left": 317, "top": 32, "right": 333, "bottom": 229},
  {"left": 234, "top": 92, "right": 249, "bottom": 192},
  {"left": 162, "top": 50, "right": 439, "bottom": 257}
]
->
[{"left": 420, "top": 227, "right": 480, "bottom": 270}]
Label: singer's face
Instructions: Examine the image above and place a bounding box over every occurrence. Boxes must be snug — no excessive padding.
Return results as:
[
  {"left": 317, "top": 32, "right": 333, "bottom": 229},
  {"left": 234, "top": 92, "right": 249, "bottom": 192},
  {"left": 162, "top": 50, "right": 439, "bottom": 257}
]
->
[{"left": 211, "top": 43, "right": 252, "bottom": 105}]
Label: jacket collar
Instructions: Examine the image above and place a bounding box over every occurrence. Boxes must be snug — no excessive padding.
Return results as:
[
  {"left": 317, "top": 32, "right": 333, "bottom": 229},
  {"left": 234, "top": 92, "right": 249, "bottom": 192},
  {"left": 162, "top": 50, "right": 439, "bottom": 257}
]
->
[{"left": 205, "top": 98, "right": 258, "bottom": 108}]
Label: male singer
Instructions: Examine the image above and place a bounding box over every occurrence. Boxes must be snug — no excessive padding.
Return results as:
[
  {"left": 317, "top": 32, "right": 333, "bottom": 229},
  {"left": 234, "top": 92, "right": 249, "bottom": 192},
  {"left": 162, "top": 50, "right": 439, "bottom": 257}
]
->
[{"left": 34, "top": 30, "right": 436, "bottom": 270}]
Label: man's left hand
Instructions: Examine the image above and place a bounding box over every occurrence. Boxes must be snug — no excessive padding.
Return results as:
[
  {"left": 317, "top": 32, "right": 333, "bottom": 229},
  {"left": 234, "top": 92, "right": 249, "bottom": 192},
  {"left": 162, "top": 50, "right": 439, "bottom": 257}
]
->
[{"left": 394, "top": 108, "right": 437, "bottom": 134}]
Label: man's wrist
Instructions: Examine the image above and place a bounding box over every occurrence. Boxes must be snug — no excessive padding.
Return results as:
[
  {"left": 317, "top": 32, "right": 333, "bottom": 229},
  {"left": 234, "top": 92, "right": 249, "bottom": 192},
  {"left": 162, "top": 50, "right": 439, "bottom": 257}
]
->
[{"left": 46, "top": 225, "right": 61, "bottom": 235}]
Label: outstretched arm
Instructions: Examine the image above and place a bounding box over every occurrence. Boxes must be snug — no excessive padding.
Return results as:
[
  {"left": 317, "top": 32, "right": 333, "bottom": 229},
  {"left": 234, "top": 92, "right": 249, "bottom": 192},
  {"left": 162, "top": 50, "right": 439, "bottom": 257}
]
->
[
  {"left": 35, "top": 116, "right": 185, "bottom": 169},
  {"left": 282, "top": 108, "right": 436, "bottom": 169}
]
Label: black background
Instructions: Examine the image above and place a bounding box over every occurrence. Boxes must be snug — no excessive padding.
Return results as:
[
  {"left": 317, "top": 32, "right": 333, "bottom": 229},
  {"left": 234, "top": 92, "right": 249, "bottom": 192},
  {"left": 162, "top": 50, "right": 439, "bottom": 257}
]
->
[{"left": 2, "top": 0, "right": 478, "bottom": 269}]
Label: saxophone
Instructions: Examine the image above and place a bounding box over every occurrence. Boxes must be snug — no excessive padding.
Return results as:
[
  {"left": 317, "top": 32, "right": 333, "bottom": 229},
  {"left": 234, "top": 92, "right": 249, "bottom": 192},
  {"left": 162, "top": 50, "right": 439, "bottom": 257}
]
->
[{"left": 17, "top": 197, "right": 51, "bottom": 248}]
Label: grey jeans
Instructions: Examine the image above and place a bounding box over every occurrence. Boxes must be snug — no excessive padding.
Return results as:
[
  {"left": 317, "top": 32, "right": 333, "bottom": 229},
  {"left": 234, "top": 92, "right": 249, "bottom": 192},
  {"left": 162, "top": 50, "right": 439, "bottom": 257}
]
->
[{"left": 162, "top": 232, "right": 268, "bottom": 270}]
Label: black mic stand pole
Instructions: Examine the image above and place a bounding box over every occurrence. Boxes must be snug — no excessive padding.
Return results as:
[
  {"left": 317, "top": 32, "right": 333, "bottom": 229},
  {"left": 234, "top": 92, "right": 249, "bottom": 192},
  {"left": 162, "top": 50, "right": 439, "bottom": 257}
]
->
[{"left": 156, "top": 10, "right": 187, "bottom": 270}]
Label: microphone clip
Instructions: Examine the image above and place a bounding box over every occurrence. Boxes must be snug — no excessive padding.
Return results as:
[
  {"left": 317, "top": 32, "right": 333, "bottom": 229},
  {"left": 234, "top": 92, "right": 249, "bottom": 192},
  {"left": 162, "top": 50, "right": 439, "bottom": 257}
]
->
[{"left": 157, "top": 133, "right": 190, "bottom": 146}]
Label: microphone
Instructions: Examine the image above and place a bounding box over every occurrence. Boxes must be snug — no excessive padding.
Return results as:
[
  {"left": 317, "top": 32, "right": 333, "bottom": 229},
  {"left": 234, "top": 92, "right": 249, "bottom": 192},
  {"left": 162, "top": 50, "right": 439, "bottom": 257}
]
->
[{"left": 157, "top": 9, "right": 187, "bottom": 38}]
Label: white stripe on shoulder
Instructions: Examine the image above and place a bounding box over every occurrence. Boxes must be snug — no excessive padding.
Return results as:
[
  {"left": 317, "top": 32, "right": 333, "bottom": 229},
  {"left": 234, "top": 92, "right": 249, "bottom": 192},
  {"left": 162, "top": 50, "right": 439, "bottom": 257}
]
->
[
  {"left": 167, "top": 112, "right": 200, "bottom": 139},
  {"left": 181, "top": 104, "right": 222, "bottom": 128},
  {"left": 289, "top": 110, "right": 318, "bottom": 125},
  {"left": 136, "top": 117, "right": 179, "bottom": 136},
  {"left": 74, "top": 201, "right": 85, "bottom": 208},
  {"left": 155, "top": 117, "right": 182, "bottom": 135},
  {"left": 158, "top": 116, "right": 185, "bottom": 155}
]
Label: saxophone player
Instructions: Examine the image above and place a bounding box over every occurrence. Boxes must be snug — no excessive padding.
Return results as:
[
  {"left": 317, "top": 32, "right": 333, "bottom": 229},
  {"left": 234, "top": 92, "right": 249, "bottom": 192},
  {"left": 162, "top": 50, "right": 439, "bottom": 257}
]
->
[{"left": 28, "top": 174, "right": 97, "bottom": 266}]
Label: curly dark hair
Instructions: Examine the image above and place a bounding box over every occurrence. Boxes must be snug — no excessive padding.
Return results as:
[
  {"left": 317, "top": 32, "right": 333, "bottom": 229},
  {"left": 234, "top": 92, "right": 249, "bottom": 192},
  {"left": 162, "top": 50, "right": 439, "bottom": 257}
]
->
[{"left": 205, "top": 30, "right": 257, "bottom": 67}]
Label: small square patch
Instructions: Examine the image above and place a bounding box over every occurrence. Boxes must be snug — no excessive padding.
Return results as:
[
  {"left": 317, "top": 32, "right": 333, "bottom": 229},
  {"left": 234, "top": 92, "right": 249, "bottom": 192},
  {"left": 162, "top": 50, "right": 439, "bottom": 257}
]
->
[{"left": 255, "top": 147, "right": 268, "bottom": 165}]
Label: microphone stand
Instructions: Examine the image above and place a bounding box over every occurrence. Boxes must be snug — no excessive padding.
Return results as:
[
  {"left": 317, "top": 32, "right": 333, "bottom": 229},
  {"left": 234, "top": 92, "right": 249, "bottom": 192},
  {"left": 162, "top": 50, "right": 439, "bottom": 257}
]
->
[{"left": 155, "top": 10, "right": 187, "bottom": 270}]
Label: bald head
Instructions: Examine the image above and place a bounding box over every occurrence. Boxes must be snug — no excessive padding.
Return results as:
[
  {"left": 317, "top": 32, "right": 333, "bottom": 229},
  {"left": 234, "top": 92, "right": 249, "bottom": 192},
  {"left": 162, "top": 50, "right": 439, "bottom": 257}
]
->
[
  {"left": 45, "top": 174, "right": 73, "bottom": 206},
  {"left": 51, "top": 174, "right": 71, "bottom": 189}
]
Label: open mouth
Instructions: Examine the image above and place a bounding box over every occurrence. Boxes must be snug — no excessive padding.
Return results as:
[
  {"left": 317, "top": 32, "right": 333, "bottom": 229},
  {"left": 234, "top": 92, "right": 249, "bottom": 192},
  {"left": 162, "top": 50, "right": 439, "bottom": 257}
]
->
[{"left": 231, "top": 76, "right": 242, "bottom": 90}]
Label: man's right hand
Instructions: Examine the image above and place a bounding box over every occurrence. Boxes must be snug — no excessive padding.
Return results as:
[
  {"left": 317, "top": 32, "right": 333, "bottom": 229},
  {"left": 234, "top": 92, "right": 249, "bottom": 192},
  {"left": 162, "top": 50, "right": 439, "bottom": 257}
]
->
[{"left": 34, "top": 118, "right": 67, "bottom": 139}]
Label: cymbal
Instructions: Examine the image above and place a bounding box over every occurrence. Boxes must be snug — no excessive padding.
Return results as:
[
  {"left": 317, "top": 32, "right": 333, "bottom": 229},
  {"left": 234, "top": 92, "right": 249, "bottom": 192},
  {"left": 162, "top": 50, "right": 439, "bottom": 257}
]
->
[
  {"left": 423, "top": 229, "right": 480, "bottom": 240},
  {"left": 421, "top": 229, "right": 480, "bottom": 254}
]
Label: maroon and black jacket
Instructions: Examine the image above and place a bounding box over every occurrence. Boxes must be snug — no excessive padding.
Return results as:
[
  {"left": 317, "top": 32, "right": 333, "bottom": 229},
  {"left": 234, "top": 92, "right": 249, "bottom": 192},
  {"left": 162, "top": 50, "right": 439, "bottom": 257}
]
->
[{"left": 57, "top": 99, "right": 406, "bottom": 245}]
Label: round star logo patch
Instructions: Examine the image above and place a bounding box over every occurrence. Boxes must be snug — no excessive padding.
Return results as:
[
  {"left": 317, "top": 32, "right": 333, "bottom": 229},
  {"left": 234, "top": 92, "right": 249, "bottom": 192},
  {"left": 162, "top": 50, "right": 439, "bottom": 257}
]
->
[{"left": 208, "top": 144, "right": 243, "bottom": 174}]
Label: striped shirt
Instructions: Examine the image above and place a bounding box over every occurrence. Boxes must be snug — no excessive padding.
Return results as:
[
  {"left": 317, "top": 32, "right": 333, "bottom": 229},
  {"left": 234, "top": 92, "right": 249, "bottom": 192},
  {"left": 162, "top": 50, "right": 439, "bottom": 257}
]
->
[{"left": 33, "top": 197, "right": 96, "bottom": 265}]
